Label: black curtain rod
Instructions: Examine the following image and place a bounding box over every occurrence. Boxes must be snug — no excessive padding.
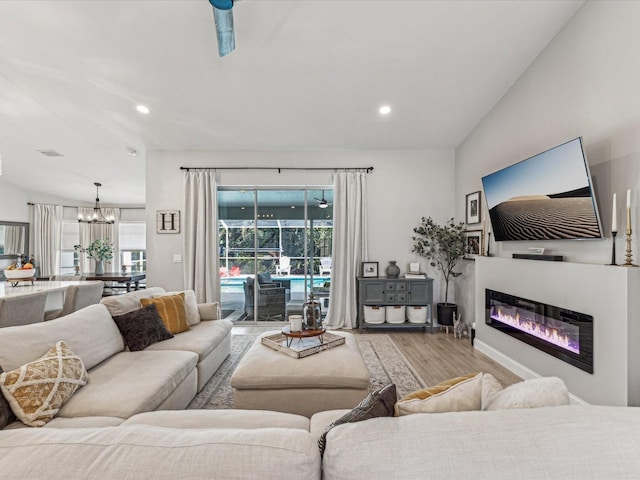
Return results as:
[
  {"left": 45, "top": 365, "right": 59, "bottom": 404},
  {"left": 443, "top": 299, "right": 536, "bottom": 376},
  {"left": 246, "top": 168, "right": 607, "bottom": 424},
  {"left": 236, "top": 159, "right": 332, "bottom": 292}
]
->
[
  {"left": 27, "top": 203, "right": 142, "bottom": 210},
  {"left": 180, "top": 166, "right": 374, "bottom": 173}
]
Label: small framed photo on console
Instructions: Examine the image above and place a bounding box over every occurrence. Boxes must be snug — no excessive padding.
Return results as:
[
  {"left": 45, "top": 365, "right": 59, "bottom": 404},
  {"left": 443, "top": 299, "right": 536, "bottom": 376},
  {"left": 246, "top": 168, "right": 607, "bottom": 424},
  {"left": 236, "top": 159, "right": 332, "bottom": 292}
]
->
[
  {"left": 464, "top": 230, "right": 483, "bottom": 257},
  {"left": 362, "top": 262, "right": 379, "bottom": 278},
  {"left": 465, "top": 191, "right": 482, "bottom": 225}
]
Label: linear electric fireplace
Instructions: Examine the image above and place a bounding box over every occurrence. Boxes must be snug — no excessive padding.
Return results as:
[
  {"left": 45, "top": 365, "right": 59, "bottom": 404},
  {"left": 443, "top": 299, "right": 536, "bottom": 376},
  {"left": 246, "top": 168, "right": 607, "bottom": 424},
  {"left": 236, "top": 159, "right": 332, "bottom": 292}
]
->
[{"left": 485, "top": 289, "right": 593, "bottom": 373}]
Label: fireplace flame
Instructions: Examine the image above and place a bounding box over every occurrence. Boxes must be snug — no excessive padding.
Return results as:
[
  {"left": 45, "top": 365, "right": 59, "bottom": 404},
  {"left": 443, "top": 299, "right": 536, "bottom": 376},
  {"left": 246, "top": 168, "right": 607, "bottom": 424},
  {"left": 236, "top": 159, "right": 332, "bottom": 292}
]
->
[{"left": 492, "top": 308, "right": 580, "bottom": 354}]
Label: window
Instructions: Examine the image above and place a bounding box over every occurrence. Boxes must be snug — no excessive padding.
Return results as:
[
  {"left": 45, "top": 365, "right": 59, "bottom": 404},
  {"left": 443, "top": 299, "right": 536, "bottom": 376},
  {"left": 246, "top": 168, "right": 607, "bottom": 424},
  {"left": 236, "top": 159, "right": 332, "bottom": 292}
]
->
[
  {"left": 119, "top": 222, "right": 146, "bottom": 272},
  {"left": 58, "top": 221, "right": 147, "bottom": 274},
  {"left": 218, "top": 188, "right": 333, "bottom": 323},
  {"left": 60, "top": 221, "right": 79, "bottom": 274}
]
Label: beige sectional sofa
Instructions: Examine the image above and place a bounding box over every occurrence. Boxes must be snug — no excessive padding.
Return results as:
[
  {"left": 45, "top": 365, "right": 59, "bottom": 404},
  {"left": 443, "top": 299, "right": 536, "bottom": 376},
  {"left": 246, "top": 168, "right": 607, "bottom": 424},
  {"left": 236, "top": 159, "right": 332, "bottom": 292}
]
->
[
  {"left": 0, "top": 287, "right": 232, "bottom": 428},
  {"left": 2, "top": 287, "right": 640, "bottom": 477},
  {"left": 1, "top": 405, "right": 640, "bottom": 478}
]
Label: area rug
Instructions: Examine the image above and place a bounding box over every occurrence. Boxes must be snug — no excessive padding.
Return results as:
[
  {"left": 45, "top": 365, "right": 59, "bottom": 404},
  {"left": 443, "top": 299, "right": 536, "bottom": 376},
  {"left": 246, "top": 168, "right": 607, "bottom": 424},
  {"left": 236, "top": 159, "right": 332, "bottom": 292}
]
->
[{"left": 188, "top": 333, "right": 425, "bottom": 410}]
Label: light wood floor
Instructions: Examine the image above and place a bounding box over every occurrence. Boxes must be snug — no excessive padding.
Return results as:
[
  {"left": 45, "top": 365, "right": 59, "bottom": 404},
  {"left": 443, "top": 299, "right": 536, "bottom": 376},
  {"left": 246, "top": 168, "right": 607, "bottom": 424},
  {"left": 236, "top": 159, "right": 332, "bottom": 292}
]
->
[{"left": 232, "top": 325, "right": 522, "bottom": 388}]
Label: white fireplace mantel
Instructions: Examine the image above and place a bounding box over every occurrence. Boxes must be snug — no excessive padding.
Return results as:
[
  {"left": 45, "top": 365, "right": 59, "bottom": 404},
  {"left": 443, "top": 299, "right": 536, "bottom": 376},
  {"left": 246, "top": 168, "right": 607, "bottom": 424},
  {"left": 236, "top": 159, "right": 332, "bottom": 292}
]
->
[{"left": 475, "top": 256, "right": 640, "bottom": 406}]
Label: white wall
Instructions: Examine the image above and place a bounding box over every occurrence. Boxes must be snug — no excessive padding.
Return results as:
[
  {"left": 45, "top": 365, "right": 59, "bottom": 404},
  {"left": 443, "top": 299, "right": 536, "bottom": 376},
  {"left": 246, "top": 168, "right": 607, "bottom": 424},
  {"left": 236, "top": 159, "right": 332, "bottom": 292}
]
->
[
  {"left": 146, "top": 150, "right": 454, "bottom": 295},
  {"left": 455, "top": 1, "right": 640, "bottom": 326},
  {"left": 0, "top": 180, "right": 29, "bottom": 222}
]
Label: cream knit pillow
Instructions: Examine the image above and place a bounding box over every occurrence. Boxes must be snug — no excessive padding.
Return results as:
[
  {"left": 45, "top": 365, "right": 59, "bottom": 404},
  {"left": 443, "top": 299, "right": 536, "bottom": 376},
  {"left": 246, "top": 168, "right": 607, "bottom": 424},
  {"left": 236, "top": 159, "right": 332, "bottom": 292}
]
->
[{"left": 0, "top": 341, "right": 88, "bottom": 427}]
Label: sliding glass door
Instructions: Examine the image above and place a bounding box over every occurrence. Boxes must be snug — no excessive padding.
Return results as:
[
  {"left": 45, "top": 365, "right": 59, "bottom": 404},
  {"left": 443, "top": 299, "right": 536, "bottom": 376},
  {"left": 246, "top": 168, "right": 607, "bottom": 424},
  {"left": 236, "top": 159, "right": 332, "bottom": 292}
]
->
[{"left": 218, "top": 188, "right": 333, "bottom": 324}]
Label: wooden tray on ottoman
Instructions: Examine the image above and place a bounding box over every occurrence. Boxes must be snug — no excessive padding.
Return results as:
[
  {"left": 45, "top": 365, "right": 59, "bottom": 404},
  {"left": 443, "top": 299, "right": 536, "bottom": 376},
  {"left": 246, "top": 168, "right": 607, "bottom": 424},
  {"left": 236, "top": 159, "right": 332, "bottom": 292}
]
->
[{"left": 261, "top": 331, "right": 345, "bottom": 359}]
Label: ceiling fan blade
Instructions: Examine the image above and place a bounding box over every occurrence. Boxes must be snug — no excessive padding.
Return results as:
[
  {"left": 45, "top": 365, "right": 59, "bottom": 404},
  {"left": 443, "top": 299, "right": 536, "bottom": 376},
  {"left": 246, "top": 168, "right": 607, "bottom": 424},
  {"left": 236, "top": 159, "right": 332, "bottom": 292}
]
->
[{"left": 210, "top": 0, "right": 235, "bottom": 57}]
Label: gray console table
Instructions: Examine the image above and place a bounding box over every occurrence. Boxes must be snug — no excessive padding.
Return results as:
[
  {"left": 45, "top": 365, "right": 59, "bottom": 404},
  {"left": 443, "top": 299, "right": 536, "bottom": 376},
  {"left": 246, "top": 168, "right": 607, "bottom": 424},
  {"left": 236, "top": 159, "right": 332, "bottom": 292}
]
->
[{"left": 357, "top": 276, "right": 433, "bottom": 332}]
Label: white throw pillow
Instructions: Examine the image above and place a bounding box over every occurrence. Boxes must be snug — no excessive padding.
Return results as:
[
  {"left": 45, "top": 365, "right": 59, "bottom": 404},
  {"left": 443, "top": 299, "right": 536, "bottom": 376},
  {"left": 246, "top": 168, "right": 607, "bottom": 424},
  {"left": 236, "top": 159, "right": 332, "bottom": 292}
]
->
[
  {"left": 483, "top": 376, "right": 570, "bottom": 411},
  {"left": 155, "top": 290, "right": 200, "bottom": 326}
]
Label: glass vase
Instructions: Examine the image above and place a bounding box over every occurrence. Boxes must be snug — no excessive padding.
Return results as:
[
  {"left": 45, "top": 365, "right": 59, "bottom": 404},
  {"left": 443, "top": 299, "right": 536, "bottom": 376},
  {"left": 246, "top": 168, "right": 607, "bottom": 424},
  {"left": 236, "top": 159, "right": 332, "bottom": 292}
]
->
[{"left": 303, "top": 293, "right": 322, "bottom": 330}]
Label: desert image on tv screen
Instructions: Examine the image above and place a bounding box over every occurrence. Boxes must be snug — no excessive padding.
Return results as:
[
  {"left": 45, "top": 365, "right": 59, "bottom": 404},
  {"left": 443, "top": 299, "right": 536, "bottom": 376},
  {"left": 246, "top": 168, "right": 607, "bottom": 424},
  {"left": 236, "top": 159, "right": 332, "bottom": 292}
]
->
[{"left": 482, "top": 138, "right": 602, "bottom": 242}]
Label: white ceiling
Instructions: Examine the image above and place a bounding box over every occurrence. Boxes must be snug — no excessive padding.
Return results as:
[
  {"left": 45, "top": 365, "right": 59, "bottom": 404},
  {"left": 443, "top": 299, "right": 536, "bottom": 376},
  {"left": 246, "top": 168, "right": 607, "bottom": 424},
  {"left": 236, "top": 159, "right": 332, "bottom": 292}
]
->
[{"left": 0, "top": 0, "right": 583, "bottom": 206}]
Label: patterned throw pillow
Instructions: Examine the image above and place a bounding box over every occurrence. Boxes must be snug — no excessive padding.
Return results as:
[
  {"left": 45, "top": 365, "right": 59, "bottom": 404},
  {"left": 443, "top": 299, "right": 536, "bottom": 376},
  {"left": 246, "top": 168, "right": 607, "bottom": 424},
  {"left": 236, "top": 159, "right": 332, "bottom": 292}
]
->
[
  {"left": 112, "top": 304, "right": 174, "bottom": 351},
  {"left": 0, "top": 341, "right": 88, "bottom": 427},
  {"left": 318, "top": 383, "right": 397, "bottom": 456},
  {"left": 140, "top": 293, "right": 190, "bottom": 334}
]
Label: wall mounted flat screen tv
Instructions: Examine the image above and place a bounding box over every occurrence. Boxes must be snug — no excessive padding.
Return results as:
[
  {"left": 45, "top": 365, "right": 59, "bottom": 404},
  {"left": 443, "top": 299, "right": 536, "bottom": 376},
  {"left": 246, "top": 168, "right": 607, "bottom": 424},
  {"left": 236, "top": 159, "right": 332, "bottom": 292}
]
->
[{"left": 481, "top": 137, "right": 603, "bottom": 242}]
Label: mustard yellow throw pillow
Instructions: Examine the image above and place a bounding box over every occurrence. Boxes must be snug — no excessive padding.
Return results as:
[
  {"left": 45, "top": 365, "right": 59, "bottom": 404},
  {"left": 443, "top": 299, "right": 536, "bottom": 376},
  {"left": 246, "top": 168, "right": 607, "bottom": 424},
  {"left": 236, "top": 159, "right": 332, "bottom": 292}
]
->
[
  {"left": 395, "top": 372, "right": 485, "bottom": 416},
  {"left": 141, "top": 293, "right": 190, "bottom": 334},
  {"left": 0, "top": 341, "right": 88, "bottom": 427}
]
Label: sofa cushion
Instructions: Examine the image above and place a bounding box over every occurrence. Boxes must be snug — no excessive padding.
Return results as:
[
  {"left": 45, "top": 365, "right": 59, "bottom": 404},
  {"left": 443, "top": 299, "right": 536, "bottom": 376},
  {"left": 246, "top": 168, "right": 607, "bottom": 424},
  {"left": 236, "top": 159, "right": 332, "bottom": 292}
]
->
[
  {"left": 321, "top": 406, "right": 640, "bottom": 480},
  {"left": 0, "top": 341, "right": 88, "bottom": 427},
  {"left": 154, "top": 290, "right": 201, "bottom": 326},
  {"left": 112, "top": 304, "right": 174, "bottom": 352},
  {"left": 56, "top": 350, "right": 198, "bottom": 419},
  {"left": 395, "top": 372, "right": 484, "bottom": 415},
  {"left": 140, "top": 293, "right": 190, "bottom": 334},
  {"left": 318, "top": 384, "right": 396, "bottom": 455},
  {"left": 0, "top": 304, "right": 124, "bottom": 372},
  {"left": 0, "top": 425, "right": 322, "bottom": 480},
  {"left": 123, "top": 409, "right": 310, "bottom": 430},
  {"left": 100, "top": 287, "right": 166, "bottom": 316},
  {"left": 198, "top": 302, "right": 221, "bottom": 321},
  {"left": 145, "top": 319, "right": 232, "bottom": 362},
  {"left": 4, "top": 415, "right": 124, "bottom": 429},
  {"left": 483, "top": 376, "right": 569, "bottom": 411},
  {"left": 309, "top": 409, "right": 351, "bottom": 439}
]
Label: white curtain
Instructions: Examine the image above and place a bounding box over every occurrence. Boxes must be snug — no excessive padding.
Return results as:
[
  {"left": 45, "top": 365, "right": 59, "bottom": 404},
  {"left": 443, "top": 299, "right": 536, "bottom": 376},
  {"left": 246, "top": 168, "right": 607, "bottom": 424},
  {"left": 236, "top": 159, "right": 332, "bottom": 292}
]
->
[
  {"left": 183, "top": 170, "right": 219, "bottom": 303},
  {"left": 31, "top": 204, "right": 63, "bottom": 277},
  {"left": 324, "top": 171, "right": 368, "bottom": 329},
  {"left": 78, "top": 207, "right": 120, "bottom": 273}
]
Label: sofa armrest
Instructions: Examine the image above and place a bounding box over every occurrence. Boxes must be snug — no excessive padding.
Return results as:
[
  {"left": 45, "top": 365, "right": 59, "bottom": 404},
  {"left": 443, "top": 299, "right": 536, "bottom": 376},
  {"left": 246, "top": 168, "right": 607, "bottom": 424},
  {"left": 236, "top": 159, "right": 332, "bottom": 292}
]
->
[{"left": 198, "top": 302, "right": 222, "bottom": 321}]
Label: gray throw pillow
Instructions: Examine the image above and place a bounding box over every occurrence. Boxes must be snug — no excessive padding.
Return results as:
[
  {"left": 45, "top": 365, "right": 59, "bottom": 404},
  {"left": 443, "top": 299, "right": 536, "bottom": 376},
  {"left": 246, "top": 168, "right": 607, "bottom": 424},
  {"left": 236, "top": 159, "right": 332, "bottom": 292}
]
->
[
  {"left": 318, "top": 383, "right": 397, "bottom": 456},
  {"left": 112, "top": 304, "right": 174, "bottom": 352}
]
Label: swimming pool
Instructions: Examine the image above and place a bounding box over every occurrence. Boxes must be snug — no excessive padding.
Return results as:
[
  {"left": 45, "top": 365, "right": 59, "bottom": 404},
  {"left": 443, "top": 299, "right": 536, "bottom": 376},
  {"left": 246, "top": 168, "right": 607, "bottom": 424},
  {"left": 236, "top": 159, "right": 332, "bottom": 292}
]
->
[{"left": 220, "top": 275, "right": 330, "bottom": 306}]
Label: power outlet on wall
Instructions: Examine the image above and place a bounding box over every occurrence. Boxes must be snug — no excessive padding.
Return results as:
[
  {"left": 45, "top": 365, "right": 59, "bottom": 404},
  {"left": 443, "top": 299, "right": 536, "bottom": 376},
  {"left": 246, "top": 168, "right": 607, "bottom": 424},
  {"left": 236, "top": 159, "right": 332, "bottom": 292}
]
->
[{"left": 173, "top": 254, "right": 182, "bottom": 263}]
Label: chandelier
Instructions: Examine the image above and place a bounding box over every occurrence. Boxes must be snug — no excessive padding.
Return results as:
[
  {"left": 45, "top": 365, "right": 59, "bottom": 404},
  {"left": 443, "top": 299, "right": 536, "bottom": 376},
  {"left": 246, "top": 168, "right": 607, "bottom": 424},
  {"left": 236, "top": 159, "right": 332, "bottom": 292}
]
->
[{"left": 77, "top": 182, "right": 115, "bottom": 224}]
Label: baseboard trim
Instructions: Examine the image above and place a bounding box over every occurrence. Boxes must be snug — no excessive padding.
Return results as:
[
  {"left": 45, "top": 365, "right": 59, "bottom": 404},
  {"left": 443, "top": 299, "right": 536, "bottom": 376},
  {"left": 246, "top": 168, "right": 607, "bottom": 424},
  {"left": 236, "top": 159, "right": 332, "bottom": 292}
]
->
[{"left": 474, "top": 340, "right": 589, "bottom": 405}]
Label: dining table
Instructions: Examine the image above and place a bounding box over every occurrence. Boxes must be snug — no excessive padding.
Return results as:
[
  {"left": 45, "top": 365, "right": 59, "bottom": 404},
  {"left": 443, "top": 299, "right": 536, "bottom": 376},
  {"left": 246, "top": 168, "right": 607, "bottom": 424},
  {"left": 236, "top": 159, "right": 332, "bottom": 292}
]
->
[{"left": 83, "top": 272, "right": 146, "bottom": 292}]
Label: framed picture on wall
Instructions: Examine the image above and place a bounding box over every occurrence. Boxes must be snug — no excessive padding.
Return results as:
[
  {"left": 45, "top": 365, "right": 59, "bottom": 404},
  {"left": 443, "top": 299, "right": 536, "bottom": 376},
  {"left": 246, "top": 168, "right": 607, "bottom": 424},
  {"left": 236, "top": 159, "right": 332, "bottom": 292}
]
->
[
  {"left": 156, "top": 210, "right": 180, "bottom": 234},
  {"left": 465, "top": 191, "right": 482, "bottom": 225},
  {"left": 464, "top": 230, "right": 483, "bottom": 258},
  {"left": 362, "top": 261, "right": 379, "bottom": 278}
]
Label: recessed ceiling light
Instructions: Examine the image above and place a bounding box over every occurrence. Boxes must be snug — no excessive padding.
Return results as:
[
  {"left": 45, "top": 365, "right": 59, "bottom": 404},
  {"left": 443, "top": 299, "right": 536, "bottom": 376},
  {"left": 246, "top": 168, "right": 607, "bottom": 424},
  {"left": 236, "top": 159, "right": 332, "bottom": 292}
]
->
[
  {"left": 136, "top": 105, "right": 150, "bottom": 115},
  {"left": 379, "top": 105, "right": 391, "bottom": 115}
]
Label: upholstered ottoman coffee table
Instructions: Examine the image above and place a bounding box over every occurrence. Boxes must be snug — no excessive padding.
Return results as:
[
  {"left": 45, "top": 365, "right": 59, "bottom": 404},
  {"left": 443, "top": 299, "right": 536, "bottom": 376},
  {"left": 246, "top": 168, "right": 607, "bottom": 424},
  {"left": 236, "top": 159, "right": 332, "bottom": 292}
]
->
[{"left": 230, "top": 331, "right": 370, "bottom": 417}]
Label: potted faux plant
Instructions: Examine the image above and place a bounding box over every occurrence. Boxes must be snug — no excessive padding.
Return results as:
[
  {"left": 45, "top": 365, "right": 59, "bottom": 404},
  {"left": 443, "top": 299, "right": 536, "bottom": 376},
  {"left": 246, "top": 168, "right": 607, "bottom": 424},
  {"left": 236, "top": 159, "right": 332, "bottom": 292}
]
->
[
  {"left": 412, "top": 217, "right": 466, "bottom": 327},
  {"left": 74, "top": 238, "right": 114, "bottom": 275}
]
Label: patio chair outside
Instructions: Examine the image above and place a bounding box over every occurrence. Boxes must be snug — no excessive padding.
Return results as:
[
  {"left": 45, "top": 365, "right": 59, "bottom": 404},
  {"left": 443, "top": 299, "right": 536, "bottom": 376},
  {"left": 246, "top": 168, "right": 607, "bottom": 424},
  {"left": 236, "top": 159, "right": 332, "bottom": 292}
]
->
[
  {"left": 276, "top": 256, "right": 291, "bottom": 275},
  {"left": 243, "top": 277, "right": 286, "bottom": 320},
  {"left": 320, "top": 257, "right": 332, "bottom": 275}
]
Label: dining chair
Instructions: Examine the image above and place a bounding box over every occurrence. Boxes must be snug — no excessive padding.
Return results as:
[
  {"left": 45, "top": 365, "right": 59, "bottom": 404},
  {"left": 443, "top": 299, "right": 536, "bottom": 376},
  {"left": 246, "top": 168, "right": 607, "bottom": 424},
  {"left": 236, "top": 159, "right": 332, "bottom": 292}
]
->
[
  {"left": 44, "top": 281, "right": 104, "bottom": 321},
  {"left": 0, "top": 291, "right": 48, "bottom": 328},
  {"left": 49, "top": 274, "right": 87, "bottom": 281}
]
